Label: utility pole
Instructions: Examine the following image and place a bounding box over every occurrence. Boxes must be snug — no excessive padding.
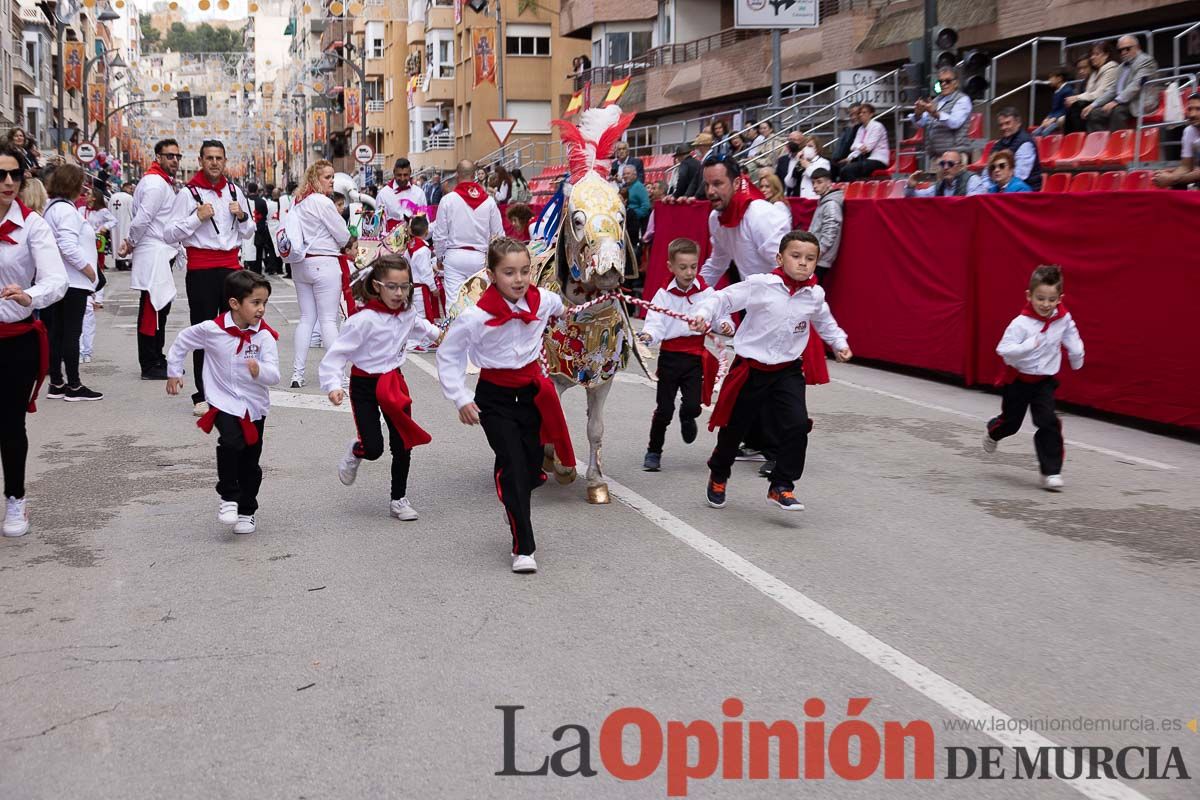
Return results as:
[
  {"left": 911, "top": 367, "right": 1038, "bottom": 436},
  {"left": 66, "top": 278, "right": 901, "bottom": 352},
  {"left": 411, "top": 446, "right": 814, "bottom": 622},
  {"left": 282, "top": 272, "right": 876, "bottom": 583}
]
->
[
  {"left": 496, "top": 0, "right": 506, "bottom": 163},
  {"left": 770, "top": 30, "right": 781, "bottom": 111},
  {"left": 924, "top": 0, "right": 937, "bottom": 91}
]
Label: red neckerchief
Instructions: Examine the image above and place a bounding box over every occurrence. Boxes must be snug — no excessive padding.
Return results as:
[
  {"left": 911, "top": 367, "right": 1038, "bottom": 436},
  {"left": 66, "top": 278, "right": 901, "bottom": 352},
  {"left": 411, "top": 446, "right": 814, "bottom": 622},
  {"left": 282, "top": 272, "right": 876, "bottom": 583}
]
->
[
  {"left": 188, "top": 170, "right": 229, "bottom": 194},
  {"left": 407, "top": 237, "right": 428, "bottom": 255},
  {"left": 716, "top": 175, "right": 766, "bottom": 228},
  {"left": 1019, "top": 301, "right": 1068, "bottom": 332},
  {"left": 771, "top": 268, "right": 818, "bottom": 295},
  {"left": 478, "top": 284, "right": 541, "bottom": 326},
  {"left": 363, "top": 298, "right": 404, "bottom": 316},
  {"left": 666, "top": 277, "right": 707, "bottom": 302},
  {"left": 145, "top": 162, "right": 174, "bottom": 185},
  {"left": 387, "top": 180, "right": 411, "bottom": 192},
  {"left": 213, "top": 313, "right": 279, "bottom": 353},
  {"left": 0, "top": 200, "right": 33, "bottom": 244},
  {"left": 452, "top": 181, "right": 488, "bottom": 210}
]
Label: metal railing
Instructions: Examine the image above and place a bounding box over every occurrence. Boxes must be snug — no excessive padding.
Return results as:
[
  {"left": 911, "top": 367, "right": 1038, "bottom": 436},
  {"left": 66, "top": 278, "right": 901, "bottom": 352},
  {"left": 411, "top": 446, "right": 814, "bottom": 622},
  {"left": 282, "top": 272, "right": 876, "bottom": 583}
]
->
[
  {"left": 424, "top": 131, "right": 453, "bottom": 150},
  {"left": 1068, "top": 20, "right": 1200, "bottom": 73},
  {"left": 366, "top": 99, "right": 385, "bottom": 113},
  {"left": 1174, "top": 22, "right": 1200, "bottom": 77},
  {"left": 986, "top": 37, "right": 1067, "bottom": 137},
  {"left": 1134, "top": 72, "right": 1198, "bottom": 168}
]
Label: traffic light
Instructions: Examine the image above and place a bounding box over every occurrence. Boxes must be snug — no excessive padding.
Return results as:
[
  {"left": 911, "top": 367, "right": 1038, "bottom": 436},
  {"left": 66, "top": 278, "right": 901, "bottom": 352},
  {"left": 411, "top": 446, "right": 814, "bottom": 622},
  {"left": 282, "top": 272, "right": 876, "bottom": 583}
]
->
[
  {"left": 960, "top": 49, "right": 991, "bottom": 100},
  {"left": 176, "top": 91, "right": 192, "bottom": 119},
  {"left": 467, "top": 0, "right": 488, "bottom": 12},
  {"left": 192, "top": 95, "right": 208, "bottom": 117},
  {"left": 931, "top": 26, "right": 959, "bottom": 72}
]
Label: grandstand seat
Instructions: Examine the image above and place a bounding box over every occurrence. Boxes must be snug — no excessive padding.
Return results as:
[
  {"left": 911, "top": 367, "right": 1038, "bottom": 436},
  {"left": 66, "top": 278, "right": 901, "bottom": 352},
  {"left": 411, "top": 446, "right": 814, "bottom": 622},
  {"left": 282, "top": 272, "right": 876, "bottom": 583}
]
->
[
  {"left": 1057, "top": 131, "right": 1108, "bottom": 169},
  {"left": 1095, "top": 171, "right": 1125, "bottom": 191},
  {"left": 843, "top": 181, "right": 864, "bottom": 199},
  {"left": 1138, "top": 88, "right": 1175, "bottom": 126},
  {"left": 885, "top": 180, "right": 907, "bottom": 198},
  {"left": 1066, "top": 172, "right": 1098, "bottom": 192},
  {"left": 967, "top": 113, "right": 984, "bottom": 139},
  {"left": 1092, "top": 130, "right": 1133, "bottom": 168},
  {"left": 1043, "top": 132, "right": 1085, "bottom": 169},
  {"left": 862, "top": 180, "right": 881, "bottom": 197},
  {"left": 1122, "top": 170, "right": 1153, "bottom": 191},
  {"left": 1041, "top": 172, "right": 1070, "bottom": 193},
  {"left": 901, "top": 127, "right": 924, "bottom": 146},
  {"left": 1132, "top": 128, "right": 1160, "bottom": 163},
  {"left": 968, "top": 140, "right": 996, "bottom": 172},
  {"left": 1036, "top": 134, "right": 1062, "bottom": 168}
]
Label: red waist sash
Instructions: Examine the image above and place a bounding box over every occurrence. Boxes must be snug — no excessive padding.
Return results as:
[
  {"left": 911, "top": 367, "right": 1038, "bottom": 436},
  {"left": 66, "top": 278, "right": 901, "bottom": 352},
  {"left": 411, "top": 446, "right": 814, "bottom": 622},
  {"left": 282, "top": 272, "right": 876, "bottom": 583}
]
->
[
  {"left": 708, "top": 357, "right": 796, "bottom": 431},
  {"left": 479, "top": 362, "right": 576, "bottom": 468},
  {"left": 994, "top": 365, "right": 1054, "bottom": 387},
  {"left": 0, "top": 320, "right": 49, "bottom": 412},
  {"left": 185, "top": 247, "right": 241, "bottom": 270},
  {"left": 349, "top": 367, "right": 431, "bottom": 449},
  {"left": 414, "top": 282, "right": 442, "bottom": 321}
]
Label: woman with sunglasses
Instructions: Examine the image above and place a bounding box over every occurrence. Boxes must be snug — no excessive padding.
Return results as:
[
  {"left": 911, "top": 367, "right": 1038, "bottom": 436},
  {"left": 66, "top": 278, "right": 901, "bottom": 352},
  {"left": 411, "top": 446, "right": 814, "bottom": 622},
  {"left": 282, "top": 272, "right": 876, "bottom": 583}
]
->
[
  {"left": 0, "top": 145, "right": 68, "bottom": 537},
  {"left": 983, "top": 149, "right": 1033, "bottom": 194}
]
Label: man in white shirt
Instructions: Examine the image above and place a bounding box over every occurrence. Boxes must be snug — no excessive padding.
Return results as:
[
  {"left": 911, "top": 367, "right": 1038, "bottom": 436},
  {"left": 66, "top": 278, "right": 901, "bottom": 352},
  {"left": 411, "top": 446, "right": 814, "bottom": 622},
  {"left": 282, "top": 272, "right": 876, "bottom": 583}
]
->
[
  {"left": 432, "top": 159, "right": 504, "bottom": 309},
  {"left": 1153, "top": 93, "right": 1200, "bottom": 188},
  {"left": 376, "top": 158, "right": 426, "bottom": 232},
  {"left": 838, "top": 102, "right": 890, "bottom": 181},
  {"left": 120, "top": 138, "right": 182, "bottom": 380},
  {"left": 698, "top": 156, "right": 793, "bottom": 287},
  {"left": 164, "top": 139, "right": 255, "bottom": 414},
  {"left": 110, "top": 181, "right": 134, "bottom": 270}
]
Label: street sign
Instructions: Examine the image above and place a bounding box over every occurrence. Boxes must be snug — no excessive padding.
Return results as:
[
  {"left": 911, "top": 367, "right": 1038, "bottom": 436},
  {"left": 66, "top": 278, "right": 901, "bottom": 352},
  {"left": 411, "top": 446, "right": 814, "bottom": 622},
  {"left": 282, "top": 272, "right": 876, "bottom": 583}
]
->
[
  {"left": 354, "top": 143, "right": 375, "bottom": 164},
  {"left": 734, "top": 0, "right": 818, "bottom": 29},
  {"left": 487, "top": 118, "right": 517, "bottom": 147},
  {"left": 75, "top": 142, "right": 97, "bottom": 163}
]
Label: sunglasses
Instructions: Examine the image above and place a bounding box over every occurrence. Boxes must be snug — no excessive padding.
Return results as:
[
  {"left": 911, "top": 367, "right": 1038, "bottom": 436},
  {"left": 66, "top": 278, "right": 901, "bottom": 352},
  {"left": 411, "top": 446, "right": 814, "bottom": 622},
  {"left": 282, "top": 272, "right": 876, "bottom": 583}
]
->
[
  {"left": 159, "top": 153, "right": 182, "bottom": 160},
  {"left": 0, "top": 167, "right": 23, "bottom": 182},
  {"left": 938, "top": 160, "right": 958, "bottom": 168},
  {"left": 1118, "top": 46, "right": 1134, "bottom": 53},
  {"left": 990, "top": 163, "right": 1012, "bottom": 172}
]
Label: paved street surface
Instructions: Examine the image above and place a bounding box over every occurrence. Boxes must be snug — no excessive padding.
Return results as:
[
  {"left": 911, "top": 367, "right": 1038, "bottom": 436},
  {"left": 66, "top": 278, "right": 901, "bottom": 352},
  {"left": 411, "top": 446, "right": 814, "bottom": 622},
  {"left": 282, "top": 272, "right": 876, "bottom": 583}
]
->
[{"left": 3, "top": 269, "right": 1198, "bottom": 800}]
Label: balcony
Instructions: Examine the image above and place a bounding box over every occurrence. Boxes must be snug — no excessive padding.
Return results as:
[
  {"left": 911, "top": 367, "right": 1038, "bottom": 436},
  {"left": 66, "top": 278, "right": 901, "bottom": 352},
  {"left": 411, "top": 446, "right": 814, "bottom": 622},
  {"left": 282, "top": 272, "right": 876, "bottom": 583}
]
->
[
  {"left": 13, "top": 59, "right": 37, "bottom": 94},
  {"left": 560, "top": 0, "right": 657, "bottom": 38},
  {"left": 425, "top": 132, "right": 453, "bottom": 150},
  {"left": 367, "top": 99, "right": 385, "bottom": 113}
]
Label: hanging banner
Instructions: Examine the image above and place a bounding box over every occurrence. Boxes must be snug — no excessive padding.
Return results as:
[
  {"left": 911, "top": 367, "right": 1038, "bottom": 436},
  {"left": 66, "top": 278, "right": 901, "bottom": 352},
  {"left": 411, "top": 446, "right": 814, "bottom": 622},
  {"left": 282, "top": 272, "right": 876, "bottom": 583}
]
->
[
  {"left": 473, "top": 29, "right": 497, "bottom": 87},
  {"left": 64, "top": 42, "right": 85, "bottom": 91},
  {"left": 454, "top": 0, "right": 461, "bottom": 24},
  {"left": 292, "top": 130, "right": 302, "bottom": 154},
  {"left": 602, "top": 77, "right": 630, "bottom": 107},
  {"left": 564, "top": 89, "right": 584, "bottom": 117},
  {"left": 277, "top": 140, "right": 286, "bottom": 161},
  {"left": 87, "top": 83, "right": 106, "bottom": 122},
  {"left": 311, "top": 110, "right": 327, "bottom": 143},
  {"left": 344, "top": 87, "right": 362, "bottom": 128}
]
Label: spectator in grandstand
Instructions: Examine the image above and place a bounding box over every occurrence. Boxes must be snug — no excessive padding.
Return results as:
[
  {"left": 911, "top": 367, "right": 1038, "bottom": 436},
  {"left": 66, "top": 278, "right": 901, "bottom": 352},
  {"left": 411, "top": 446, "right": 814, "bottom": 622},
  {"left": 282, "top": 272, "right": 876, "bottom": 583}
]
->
[
  {"left": 829, "top": 103, "right": 862, "bottom": 182},
  {"left": 1033, "top": 65, "right": 1078, "bottom": 136},
  {"left": 794, "top": 136, "right": 831, "bottom": 199},
  {"left": 1086, "top": 35, "right": 1160, "bottom": 132},
  {"left": 905, "top": 150, "right": 984, "bottom": 197},
  {"left": 510, "top": 168, "right": 532, "bottom": 203},
  {"left": 994, "top": 108, "right": 1043, "bottom": 190},
  {"left": 727, "top": 133, "right": 750, "bottom": 162},
  {"left": 1065, "top": 42, "right": 1119, "bottom": 133},
  {"left": 622, "top": 165, "right": 651, "bottom": 257},
  {"left": 708, "top": 119, "right": 732, "bottom": 155},
  {"left": 807, "top": 168, "right": 843, "bottom": 285},
  {"left": 913, "top": 68, "right": 973, "bottom": 162},
  {"left": 668, "top": 143, "right": 701, "bottom": 200},
  {"left": 687, "top": 133, "right": 717, "bottom": 198},
  {"left": 756, "top": 171, "right": 790, "bottom": 213},
  {"left": 839, "top": 103, "right": 890, "bottom": 181},
  {"left": 642, "top": 179, "right": 669, "bottom": 252},
  {"left": 775, "top": 132, "right": 805, "bottom": 195},
  {"left": 609, "top": 140, "right": 645, "bottom": 183},
  {"left": 982, "top": 150, "right": 1032, "bottom": 193},
  {"left": 1152, "top": 93, "right": 1200, "bottom": 189},
  {"left": 748, "top": 120, "right": 774, "bottom": 158}
]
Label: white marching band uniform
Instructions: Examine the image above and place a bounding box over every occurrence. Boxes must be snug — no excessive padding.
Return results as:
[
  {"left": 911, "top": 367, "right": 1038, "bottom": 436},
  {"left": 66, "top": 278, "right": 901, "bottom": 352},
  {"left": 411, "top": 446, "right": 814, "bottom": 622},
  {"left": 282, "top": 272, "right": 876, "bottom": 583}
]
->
[
  {"left": 128, "top": 171, "right": 179, "bottom": 312},
  {"left": 431, "top": 185, "right": 504, "bottom": 309},
  {"left": 376, "top": 181, "right": 427, "bottom": 231},
  {"left": 698, "top": 199, "right": 792, "bottom": 286}
]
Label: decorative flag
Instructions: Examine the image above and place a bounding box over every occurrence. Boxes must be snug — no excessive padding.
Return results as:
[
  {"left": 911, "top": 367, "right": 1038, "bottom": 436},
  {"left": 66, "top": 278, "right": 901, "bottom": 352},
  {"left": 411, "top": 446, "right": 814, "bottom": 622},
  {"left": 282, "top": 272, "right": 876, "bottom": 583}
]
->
[
  {"left": 312, "top": 110, "right": 327, "bottom": 142},
  {"left": 453, "top": 0, "right": 461, "bottom": 24},
  {"left": 564, "top": 89, "right": 584, "bottom": 117},
  {"left": 64, "top": 42, "right": 85, "bottom": 91},
  {"left": 292, "top": 130, "right": 302, "bottom": 154},
  {"left": 88, "top": 83, "right": 106, "bottom": 122},
  {"left": 276, "top": 141, "right": 285, "bottom": 161},
  {"left": 602, "top": 77, "right": 630, "bottom": 107},
  {"left": 472, "top": 29, "right": 496, "bottom": 87},
  {"left": 344, "top": 87, "right": 362, "bottom": 127}
]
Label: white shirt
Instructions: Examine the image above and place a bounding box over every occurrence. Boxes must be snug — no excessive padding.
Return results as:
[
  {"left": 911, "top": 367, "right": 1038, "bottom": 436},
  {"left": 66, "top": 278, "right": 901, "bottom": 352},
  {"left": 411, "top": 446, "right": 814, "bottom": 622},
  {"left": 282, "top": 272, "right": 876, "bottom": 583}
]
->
[
  {"left": 915, "top": 92, "right": 973, "bottom": 131},
  {"left": 164, "top": 180, "right": 255, "bottom": 254},
  {"left": 409, "top": 242, "right": 434, "bottom": 286},
  {"left": 699, "top": 199, "right": 793, "bottom": 286},
  {"left": 167, "top": 311, "right": 281, "bottom": 421},
  {"left": 1182, "top": 124, "right": 1199, "bottom": 161},
  {"left": 641, "top": 280, "right": 731, "bottom": 346},
  {"left": 377, "top": 181, "right": 427, "bottom": 224},
  {"left": 318, "top": 305, "right": 441, "bottom": 392},
  {"left": 432, "top": 189, "right": 504, "bottom": 260},
  {"left": 436, "top": 288, "right": 565, "bottom": 409},
  {"left": 996, "top": 312, "right": 1085, "bottom": 377},
  {"left": 109, "top": 191, "right": 134, "bottom": 251},
  {"left": 292, "top": 193, "right": 351, "bottom": 268},
  {"left": 85, "top": 207, "right": 116, "bottom": 236},
  {"left": 0, "top": 202, "right": 68, "bottom": 323},
  {"left": 42, "top": 200, "right": 98, "bottom": 291},
  {"left": 799, "top": 156, "right": 831, "bottom": 199},
  {"left": 693, "top": 273, "right": 848, "bottom": 364},
  {"left": 265, "top": 199, "right": 281, "bottom": 237},
  {"left": 127, "top": 172, "right": 176, "bottom": 251},
  {"left": 851, "top": 118, "right": 890, "bottom": 164}
]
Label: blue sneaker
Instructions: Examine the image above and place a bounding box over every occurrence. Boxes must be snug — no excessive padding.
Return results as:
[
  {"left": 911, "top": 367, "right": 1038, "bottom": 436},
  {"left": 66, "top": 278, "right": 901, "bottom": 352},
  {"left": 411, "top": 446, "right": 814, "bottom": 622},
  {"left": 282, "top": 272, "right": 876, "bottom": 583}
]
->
[
  {"left": 643, "top": 451, "right": 661, "bottom": 471},
  {"left": 706, "top": 478, "right": 727, "bottom": 509}
]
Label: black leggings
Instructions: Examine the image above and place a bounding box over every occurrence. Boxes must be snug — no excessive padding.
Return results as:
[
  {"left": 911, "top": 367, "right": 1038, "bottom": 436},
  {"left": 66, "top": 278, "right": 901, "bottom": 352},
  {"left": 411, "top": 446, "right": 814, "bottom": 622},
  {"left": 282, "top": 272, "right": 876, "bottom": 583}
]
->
[
  {"left": 44, "top": 287, "right": 90, "bottom": 386},
  {"left": 0, "top": 329, "right": 40, "bottom": 498},
  {"left": 647, "top": 350, "right": 702, "bottom": 454},
  {"left": 349, "top": 373, "right": 412, "bottom": 501},
  {"left": 476, "top": 379, "right": 545, "bottom": 556}
]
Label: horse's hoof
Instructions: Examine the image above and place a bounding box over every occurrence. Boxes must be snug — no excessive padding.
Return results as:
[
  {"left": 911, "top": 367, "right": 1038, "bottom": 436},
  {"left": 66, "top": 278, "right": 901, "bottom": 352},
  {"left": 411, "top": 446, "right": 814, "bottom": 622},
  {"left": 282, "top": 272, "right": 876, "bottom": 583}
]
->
[
  {"left": 556, "top": 468, "right": 577, "bottom": 485},
  {"left": 542, "top": 454, "right": 556, "bottom": 473},
  {"left": 587, "top": 484, "right": 611, "bottom": 504}
]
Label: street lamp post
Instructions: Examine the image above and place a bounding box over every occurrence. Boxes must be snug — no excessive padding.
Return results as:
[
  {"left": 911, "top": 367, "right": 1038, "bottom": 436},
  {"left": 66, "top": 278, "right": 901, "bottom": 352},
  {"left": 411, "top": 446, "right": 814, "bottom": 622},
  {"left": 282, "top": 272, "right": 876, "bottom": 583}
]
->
[
  {"left": 53, "top": 1, "right": 120, "bottom": 153},
  {"left": 317, "top": 50, "right": 368, "bottom": 153},
  {"left": 82, "top": 43, "right": 127, "bottom": 142}
]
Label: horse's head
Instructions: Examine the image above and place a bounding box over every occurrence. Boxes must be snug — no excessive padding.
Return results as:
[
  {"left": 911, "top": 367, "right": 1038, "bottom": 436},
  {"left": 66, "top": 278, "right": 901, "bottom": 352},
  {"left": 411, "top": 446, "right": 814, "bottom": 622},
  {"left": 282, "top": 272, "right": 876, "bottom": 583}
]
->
[{"left": 562, "top": 170, "right": 627, "bottom": 292}]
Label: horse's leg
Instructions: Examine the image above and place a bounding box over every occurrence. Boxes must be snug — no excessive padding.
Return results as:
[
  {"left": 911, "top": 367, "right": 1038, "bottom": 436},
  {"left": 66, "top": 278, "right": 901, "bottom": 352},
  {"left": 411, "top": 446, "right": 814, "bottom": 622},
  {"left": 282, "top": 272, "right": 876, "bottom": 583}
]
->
[
  {"left": 544, "top": 378, "right": 576, "bottom": 484},
  {"left": 585, "top": 379, "right": 614, "bottom": 504}
]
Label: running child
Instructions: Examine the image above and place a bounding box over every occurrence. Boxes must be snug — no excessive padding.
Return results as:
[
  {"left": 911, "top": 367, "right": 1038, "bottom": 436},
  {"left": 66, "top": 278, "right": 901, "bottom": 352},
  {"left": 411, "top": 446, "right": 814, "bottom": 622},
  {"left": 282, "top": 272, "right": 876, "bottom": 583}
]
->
[
  {"left": 689, "top": 229, "right": 851, "bottom": 511},
  {"left": 436, "top": 237, "right": 575, "bottom": 574},
  {"left": 167, "top": 270, "right": 280, "bottom": 534},
  {"left": 406, "top": 215, "right": 440, "bottom": 329},
  {"left": 984, "top": 264, "right": 1084, "bottom": 491},
  {"left": 321, "top": 253, "right": 441, "bottom": 521},
  {"left": 637, "top": 237, "right": 733, "bottom": 472}
]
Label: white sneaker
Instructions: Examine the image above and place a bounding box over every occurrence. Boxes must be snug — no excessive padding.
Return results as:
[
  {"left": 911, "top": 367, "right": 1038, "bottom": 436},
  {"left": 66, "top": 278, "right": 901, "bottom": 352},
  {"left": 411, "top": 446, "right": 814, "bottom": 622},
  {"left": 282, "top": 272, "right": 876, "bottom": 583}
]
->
[
  {"left": 338, "top": 439, "right": 362, "bottom": 486},
  {"left": 81, "top": 354, "right": 93, "bottom": 363},
  {"left": 233, "top": 515, "right": 256, "bottom": 534},
  {"left": 511, "top": 554, "right": 538, "bottom": 573},
  {"left": 218, "top": 500, "right": 238, "bottom": 525},
  {"left": 289, "top": 368, "right": 305, "bottom": 389},
  {"left": 3, "top": 497, "right": 29, "bottom": 538},
  {"left": 1042, "top": 474, "right": 1064, "bottom": 491},
  {"left": 982, "top": 433, "right": 998, "bottom": 454},
  {"left": 193, "top": 401, "right": 209, "bottom": 417},
  {"left": 389, "top": 497, "right": 419, "bottom": 521}
]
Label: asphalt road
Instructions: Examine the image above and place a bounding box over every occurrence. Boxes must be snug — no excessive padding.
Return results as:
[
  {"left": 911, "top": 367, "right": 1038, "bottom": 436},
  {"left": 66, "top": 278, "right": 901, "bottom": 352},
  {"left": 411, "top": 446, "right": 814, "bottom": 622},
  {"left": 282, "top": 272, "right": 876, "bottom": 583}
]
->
[{"left": 2, "top": 269, "right": 1198, "bottom": 800}]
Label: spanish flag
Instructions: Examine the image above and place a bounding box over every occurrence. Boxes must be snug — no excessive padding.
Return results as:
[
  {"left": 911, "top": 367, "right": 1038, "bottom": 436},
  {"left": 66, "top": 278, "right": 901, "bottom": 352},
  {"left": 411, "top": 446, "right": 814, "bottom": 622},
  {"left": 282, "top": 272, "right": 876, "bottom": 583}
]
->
[
  {"left": 564, "top": 89, "right": 584, "bottom": 117},
  {"left": 602, "top": 77, "right": 631, "bottom": 107}
]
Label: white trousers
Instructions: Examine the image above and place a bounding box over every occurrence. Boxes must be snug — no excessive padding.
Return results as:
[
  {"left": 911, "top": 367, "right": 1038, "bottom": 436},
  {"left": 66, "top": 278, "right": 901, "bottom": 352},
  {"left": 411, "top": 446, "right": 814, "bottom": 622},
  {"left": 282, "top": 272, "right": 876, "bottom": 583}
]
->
[
  {"left": 441, "top": 249, "right": 487, "bottom": 313},
  {"left": 80, "top": 298, "right": 97, "bottom": 357},
  {"left": 292, "top": 258, "right": 343, "bottom": 375}
]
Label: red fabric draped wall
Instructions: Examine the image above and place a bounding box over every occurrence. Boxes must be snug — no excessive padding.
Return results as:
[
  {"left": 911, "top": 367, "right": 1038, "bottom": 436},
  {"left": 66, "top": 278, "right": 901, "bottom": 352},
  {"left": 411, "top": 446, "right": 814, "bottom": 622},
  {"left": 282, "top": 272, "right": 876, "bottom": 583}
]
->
[{"left": 643, "top": 193, "right": 1200, "bottom": 430}]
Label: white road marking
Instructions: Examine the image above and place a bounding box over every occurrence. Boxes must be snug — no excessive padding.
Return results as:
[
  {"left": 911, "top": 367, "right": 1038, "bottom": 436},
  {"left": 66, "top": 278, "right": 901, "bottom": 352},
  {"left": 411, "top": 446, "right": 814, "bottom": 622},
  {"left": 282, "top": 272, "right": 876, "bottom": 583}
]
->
[
  {"left": 269, "top": 390, "right": 349, "bottom": 413},
  {"left": 830, "top": 377, "right": 1177, "bottom": 471}
]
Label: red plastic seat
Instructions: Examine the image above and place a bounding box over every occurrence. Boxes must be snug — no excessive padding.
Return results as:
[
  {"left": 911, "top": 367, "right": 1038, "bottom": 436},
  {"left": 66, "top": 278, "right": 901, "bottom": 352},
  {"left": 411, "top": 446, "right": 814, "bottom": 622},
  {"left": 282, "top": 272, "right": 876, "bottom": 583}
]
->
[
  {"left": 1044, "top": 132, "right": 1085, "bottom": 169},
  {"left": 968, "top": 140, "right": 996, "bottom": 172},
  {"left": 1122, "top": 170, "right": 1153, "bottom": 191},
  {"left": 1132, "top": 128, "right": 1160, "bottom": 162},
  {"left": 1036, "top": 134, "right": 1062, "bottom": 167},
  {"left": 1041, "top": 172, "right": 1070, "bottom": 193},
  {"left": 1057, "top": 131, "right": 1108, "bottom": 169},
  {"left": 873, "top": 180, "right": 899, "bottom": 199},
  {"left": 900, "top": 127, "right": 924, "bottom": 146},
  {"left": 862, "top": 180, "right": 881, "bottom": 196},
  {"left": 1067, "top": 172, "right": 1098, "bottom": 192},
  {"left": 896, "top": 153, "right": 918, "bottom": 174},
  {"left": 967, "top": 113, "right": 984, "bottom": 139},
  {"left": 843, "top": 181, "right": 864, "bottom": 199},
  {"left": 1140, "top": 89, "right": 1167, "bottom": 125},
  {"left": 1095, "top": 171, "right": 1125, "bottom": 191},
  {"left": 1093, "top": 130, "right": 1133, "bottom": 168}
]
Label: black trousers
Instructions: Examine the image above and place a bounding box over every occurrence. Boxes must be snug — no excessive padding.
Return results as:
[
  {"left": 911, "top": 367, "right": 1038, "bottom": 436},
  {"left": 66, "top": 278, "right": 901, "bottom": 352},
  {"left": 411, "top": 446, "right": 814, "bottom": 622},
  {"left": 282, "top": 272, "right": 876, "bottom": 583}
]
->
[
  {"left": 44, "top": 287, "right": 90, "bottom": 387},
  {"left": 214, "top": 412, "right": 265, "bottom": 515},
  {"left": 987, "top": 378, "right": 1064, "bottom": 475},
  {"left": 186, "top": 268, "right": 237, "bottom": 404},
  {"left": 840, "top": 158, "right": 887, "bottom": 182},
  {"left": 476, "top": 379, "right": 546, "bottom": 556},
  {"left": 138, "top": 291, "right": 171, "bottom": 373},
  {"left": 0, "top": 330, "right": 39, "bottom": 499},
  {"left": 708, "top": 361, "right": 810, "bottom": 491},
  {"left": 647, "top": 350, "right": 702, "bottom": 454},
  {"left": 349, "top": 373, "right": 412, "bottom": 501}
]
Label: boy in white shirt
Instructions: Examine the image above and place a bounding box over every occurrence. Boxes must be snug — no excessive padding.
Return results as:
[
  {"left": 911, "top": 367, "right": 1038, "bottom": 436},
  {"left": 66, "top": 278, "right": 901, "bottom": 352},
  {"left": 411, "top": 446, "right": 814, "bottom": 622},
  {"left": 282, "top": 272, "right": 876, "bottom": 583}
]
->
[
  {"left": 984, "top": 265, "right": 1085, "bottom": 491},
  {"left": 406, "top": 215, "right": 439, "bottom": 329},
  {"left": 166, "top": 271, "right": 280, "bottom": 534}
]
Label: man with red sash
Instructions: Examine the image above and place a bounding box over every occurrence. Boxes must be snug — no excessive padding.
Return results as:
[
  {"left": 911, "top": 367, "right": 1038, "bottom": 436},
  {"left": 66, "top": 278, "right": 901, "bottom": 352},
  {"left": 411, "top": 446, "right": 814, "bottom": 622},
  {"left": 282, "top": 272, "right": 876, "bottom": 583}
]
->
[
  {"left": 164, "top": 140, "right": 255, "bottom": 416},
  {"left": 431, "top": 159, "right": 504, "bottom": 311},
  {"left": 120, "top": 138, "right": 182, "bottom": 380},
  {"left": 376, "top": 158, "right": 427, "bottom": 233}
]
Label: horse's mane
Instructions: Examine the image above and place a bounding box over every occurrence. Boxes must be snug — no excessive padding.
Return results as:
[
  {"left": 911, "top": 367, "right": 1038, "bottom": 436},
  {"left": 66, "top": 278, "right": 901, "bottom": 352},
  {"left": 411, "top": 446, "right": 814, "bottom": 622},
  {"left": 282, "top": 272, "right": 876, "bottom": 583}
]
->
[{"left": 551, "top": 105, "right": 636, "bottom": 183}]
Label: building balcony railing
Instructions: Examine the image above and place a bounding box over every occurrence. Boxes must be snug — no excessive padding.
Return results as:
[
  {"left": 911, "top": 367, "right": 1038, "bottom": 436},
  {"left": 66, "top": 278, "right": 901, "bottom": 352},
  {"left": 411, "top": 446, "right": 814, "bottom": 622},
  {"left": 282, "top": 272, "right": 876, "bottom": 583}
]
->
[
  {"left": 367, "top": 99, "right": 385, "bottom": 112},
  {"left": 425, "top": 132, "right": 453, "bottom": 150}
]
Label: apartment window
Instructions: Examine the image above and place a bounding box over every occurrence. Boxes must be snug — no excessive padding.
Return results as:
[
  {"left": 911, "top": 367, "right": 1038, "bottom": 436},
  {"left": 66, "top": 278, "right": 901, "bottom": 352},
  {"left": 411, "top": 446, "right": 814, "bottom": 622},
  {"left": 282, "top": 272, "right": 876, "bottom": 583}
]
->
[
  {"left": 426, "top": 30, "right": 454, "bottom": 78},
  {"left": 505, "top": 24, "right": 551, "bottom": 57},
  {"left": 601, "top": 28, "right": 653, "bottom": 65},
  {"left": 509, "top": 100, "right": 551, "bottom": 133},
  {"left": 24, "top": 36, "right": 41, "bottom": 73},
  {"left": 366, "top": 21, "right": 385, "bottom": 59}
]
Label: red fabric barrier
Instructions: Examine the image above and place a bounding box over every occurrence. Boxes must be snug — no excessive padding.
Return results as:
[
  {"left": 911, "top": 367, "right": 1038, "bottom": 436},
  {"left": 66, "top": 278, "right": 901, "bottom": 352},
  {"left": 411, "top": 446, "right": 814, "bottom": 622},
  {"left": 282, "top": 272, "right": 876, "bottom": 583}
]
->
[{"left": 645, "top": 193, "right": 1200, "bottom": 430}]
